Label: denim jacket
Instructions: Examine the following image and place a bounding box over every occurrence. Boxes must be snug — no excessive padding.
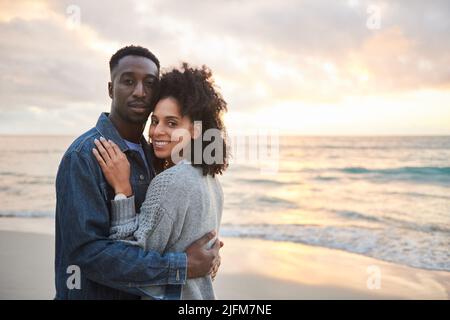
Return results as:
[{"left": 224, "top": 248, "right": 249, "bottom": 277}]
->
[{"left": 54, "top": 113, "right": 186, "bottom": 300}]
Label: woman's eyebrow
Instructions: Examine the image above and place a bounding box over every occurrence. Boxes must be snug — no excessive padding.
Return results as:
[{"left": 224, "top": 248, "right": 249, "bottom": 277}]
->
[{"left": 165, "top": 115, "right": 180, "bottom": 120}]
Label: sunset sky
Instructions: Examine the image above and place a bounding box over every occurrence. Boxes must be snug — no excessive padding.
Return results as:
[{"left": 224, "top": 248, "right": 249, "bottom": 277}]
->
[{"left": 1, "top": 0, "right": 449, "bottom": 135}]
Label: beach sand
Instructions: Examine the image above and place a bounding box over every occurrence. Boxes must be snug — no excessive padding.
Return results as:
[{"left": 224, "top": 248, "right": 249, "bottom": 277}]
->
[{"left": 0, "top": 217, "right": 448, "bottom": 300}]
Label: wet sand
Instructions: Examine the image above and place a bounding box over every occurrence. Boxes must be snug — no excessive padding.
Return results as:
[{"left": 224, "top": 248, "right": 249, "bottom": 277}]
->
[{"left": 0, "top": 218, "right": 448, "bottom": 299}]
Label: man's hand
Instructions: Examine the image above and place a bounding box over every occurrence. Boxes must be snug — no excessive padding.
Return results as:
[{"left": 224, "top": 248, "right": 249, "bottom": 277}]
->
[
  {"left": 186, "top": 231, "right": 223, "bottom": 279},
  {"left": 211, "top": 240, "right": 223, "bottom": 281}
]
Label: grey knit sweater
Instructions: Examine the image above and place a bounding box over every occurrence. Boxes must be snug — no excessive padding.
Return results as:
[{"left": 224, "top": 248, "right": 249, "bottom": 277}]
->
[{"left": 108, "top": 160, "right": 223, "bottom": 300}]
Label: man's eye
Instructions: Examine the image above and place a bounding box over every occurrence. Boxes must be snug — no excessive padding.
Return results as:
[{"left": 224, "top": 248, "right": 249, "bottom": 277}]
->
[
  {"left": 124, "top": 79, "right": 134, "bottom": 85},
  {"left": 145, "top": 81, "right": 154, "bottom": 87}
]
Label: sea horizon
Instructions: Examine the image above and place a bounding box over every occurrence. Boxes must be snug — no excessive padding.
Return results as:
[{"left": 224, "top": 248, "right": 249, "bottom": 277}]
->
[{"left": 1, "top": 135, "right": 449, "bottom": 272}]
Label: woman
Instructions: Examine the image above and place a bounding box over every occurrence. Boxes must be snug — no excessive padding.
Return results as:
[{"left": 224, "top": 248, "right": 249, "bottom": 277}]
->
[{"left": 92, "top": 63, "right": 228, "bottom": 299}]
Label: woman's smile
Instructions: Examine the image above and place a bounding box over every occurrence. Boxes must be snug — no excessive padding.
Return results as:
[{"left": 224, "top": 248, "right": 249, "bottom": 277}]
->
[{"left": 153, "top": 140, "right": 170, "bottom": 149}]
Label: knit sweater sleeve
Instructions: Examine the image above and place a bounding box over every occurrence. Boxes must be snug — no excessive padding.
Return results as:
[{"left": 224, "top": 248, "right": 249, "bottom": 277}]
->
[
  {"left": 132, "top": 168, "right": 179, "bottom": 252},
  {"left": 108, "top": 168, "right": 178, "bottom": 251},
  {"left": 108, "top": 196, "right": 139, "bottom": 240}
]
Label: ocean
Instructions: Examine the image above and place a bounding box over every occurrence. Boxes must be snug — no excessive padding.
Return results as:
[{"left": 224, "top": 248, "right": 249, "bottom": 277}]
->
[{"left": 0, "top": 135, "right": 449, "bottom": 272}]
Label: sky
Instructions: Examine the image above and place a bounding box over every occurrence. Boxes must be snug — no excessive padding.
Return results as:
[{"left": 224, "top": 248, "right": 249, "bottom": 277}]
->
[{"left": 0, "top": 0, "right": 449, "bottom": 135}]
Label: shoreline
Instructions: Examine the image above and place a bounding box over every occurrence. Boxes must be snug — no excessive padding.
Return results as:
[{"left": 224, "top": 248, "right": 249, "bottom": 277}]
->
[{"left": 0, "top": 217, "right": 449, "bottom": 299}]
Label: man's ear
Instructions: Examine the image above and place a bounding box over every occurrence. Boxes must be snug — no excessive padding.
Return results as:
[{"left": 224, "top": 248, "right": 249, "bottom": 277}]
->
[{"left": 108, "top": 82, "right": 113, "bottom": 99}]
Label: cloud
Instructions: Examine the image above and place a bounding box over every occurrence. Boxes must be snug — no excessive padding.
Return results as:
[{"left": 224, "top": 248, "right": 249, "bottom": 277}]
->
[
  {"left": 0, "top": 15, "right": 109, "bottom": 109},
  {"left": 0, "top": 0, "right": 449, "bottom": 134}
]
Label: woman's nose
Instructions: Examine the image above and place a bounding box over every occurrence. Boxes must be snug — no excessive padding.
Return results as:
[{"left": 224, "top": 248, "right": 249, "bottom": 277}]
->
[{"left": 153, "top": 123, "right": 166, "bottom": 137}]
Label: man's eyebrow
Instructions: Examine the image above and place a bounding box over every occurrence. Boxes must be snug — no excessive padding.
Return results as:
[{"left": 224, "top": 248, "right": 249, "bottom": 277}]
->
[
  {"left": 119, "top": 72, "right": 158, "bottom": 78},
  {"left": 119, "top": 72, "right": 134, "bottom": 77}
]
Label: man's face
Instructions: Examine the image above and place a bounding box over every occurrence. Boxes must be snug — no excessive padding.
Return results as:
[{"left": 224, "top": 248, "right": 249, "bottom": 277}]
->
[{"left": 109, "top": 55, "right": 159, "bottom": 124}]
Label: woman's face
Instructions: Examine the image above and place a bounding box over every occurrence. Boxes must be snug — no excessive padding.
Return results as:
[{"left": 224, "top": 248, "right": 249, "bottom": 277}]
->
[{"left": 149, "top": 97, "right": 194, "bottom": 161}]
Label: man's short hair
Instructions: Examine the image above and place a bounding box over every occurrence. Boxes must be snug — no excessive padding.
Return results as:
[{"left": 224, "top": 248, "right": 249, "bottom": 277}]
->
[{"left": 109, "top": 45, "right": 160, "bottom": 73}]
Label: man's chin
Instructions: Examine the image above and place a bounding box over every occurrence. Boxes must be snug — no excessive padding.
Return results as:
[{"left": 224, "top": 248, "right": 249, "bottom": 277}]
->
[{"left": 126, "top": 113, "right": 151, "bottom": 125}]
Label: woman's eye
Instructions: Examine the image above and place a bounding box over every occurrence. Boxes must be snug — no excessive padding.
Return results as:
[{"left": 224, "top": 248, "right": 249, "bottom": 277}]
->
[
  {"left": 168, "top": 121, "right": 177, "bottom": 127},
  {"left": 151, "top": 119, "right": 158, "bottom": 125}
]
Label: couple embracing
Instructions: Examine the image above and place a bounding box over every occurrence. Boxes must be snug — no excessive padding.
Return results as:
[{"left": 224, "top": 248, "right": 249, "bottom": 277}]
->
[{"left": 55, "top": 45, "right": 228, "bottom": 300}]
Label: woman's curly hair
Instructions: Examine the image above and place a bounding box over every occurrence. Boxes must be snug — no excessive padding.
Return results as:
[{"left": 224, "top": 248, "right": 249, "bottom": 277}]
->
[{"left": 152, "top": 63, "right": 228, "bottom": 176}]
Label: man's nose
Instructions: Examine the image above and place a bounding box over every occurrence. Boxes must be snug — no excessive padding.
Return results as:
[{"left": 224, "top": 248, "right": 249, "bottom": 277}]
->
[{"left": 132, "top": 81, "right": 145, "bottom": 98}]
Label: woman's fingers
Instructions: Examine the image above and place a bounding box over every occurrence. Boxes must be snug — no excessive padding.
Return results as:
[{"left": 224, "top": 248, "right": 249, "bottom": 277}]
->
[
  {"left": 94, "top": 138, "right": 111, "bottom": 164},
  {"left": 99, "top": 137, "right": 116, "bottom": 159},
  {"left": 108, "top": 139, "right": 124, "bottom": 159},
  {"left": 92, "top": 148, "right": 107, "bottom": 169}
]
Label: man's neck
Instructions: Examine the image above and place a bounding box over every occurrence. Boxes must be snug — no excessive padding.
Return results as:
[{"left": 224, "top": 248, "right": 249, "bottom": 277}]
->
[{"left": 108, "top": 113, "right": 145, "bottom": 144}]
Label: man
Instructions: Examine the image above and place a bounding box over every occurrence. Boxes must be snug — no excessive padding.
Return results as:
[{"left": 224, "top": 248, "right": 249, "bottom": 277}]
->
[{"left": 55, "top": 45, "right": 222, "bottom": 299}]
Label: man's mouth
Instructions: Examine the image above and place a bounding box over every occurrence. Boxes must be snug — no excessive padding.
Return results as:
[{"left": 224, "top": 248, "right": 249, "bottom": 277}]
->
[{"left": 128, "top": 102, "right": 148, "bottom": 109}]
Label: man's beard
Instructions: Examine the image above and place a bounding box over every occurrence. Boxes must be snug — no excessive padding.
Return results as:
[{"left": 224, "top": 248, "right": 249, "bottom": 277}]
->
[{"left": 119, "top": 107, "right": 150, "bottom": 125}]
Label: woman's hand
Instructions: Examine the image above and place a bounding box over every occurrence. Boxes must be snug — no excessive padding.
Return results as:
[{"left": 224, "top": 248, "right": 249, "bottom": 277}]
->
[{"left": 92, "top": 137, "right": 133, "bottom": 197}]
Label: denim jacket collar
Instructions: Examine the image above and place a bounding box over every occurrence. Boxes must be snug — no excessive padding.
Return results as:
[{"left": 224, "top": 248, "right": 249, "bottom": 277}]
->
[{"left": 95, "top": 112, "right": 149, "bottom": 153}]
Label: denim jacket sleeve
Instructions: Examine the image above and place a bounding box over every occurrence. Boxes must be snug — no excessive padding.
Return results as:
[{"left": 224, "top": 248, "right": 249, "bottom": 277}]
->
[{"left": 55, "top": 150, "right": 187, "bottom": 295}]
